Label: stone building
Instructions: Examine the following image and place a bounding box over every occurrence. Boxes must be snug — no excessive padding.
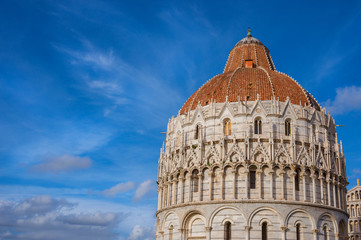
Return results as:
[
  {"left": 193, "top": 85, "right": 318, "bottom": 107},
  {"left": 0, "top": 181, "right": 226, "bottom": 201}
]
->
[
  {"left": 155, "top": 29, "right": 348, "bottom": 240},
  {"left": 347, "top": 179, "right": 361, "bottom": 239}
]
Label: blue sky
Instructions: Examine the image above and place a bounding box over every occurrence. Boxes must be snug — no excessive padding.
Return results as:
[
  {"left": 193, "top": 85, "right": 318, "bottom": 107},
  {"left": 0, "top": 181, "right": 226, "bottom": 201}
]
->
[{"left": 0, "top": 0, "right": 361, "bottom": 239}]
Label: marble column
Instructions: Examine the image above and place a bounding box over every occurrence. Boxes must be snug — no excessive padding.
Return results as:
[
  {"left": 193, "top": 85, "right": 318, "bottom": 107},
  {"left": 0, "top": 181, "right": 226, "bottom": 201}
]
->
[
  {"left": 208, "top": 172, "right": 213, "bottom": 201},
  {"left": 291, "top": 171, "right": 297, "bottom": 201},
  {"left": 257, "top": 169, "right": 263, "bottom": 199},
  {"left": 198, "top": 173, "right": 203, "bottom": 202},
  {"left": 172, "top": 180, "right": 178, "bottom": 205},
  {"left": 319, "top": 175, "right": 324, "bottom": 204},
  {"left": 333, "top": 178, "right": 337, "bottom": 208},
  {"left": 232, "top": 169, "right": 237, "bottom": 199},
  {"left": 281, "top": 226, "right": 287, "bottom": 240},
  {"left": 220, "top": 172, "right": 225, "bottom": 200},
  {"left": 205, "top": 227, "right": 212, "bottom": 240},
  {"left": 268, "top": 169, "right": 274, "bottom": 199},
  {"left": 187, "top": 175, "right": 192, "bottom": 202},
  {"left": 301, "top": 171, "right": 307, "bottom": 202},
  {"left": 179, "top": 177, "right": 185, "bottom": 203},
  {"left": 312, "top": 229, "right": 319, "bottom": 240},
  {"left": 311, "top": 172, "right": 317, "bottom": 203},
  {"left": 280, "top": 170, "right": 285, "bottom": 200},
  {"left": 244, "top": 169, "right": 249, "bottom": 199},
  {"left": 326, "top": 176, "right": 331, "bottom": 206},
  {"left": 245, "top": 226, "right": 251, "bottom": 240}
]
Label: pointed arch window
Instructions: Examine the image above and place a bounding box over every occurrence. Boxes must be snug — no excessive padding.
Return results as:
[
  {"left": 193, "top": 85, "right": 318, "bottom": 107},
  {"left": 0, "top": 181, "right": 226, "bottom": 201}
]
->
[
  {"left": 295, "top": 170, "right": 300, "bottom": 191},
  {"left": 262, "top": 222, "right": 268, "bottom": 240},
  {"left": 250, "top": 168, "right": 256, "bottom": 189},
  {"left": 296, "top": 223, "right": 301, "bottom": 240},
  {"left": 195, "top": 125, "right": 201, "bottom": 139},
  {"left": 285, "top": 119, "right": 291, "bottom": 136},
  {"left": 224, "top": 119, "right": 232, "bottom": 136},
  {"left": 323, "top": 225, "right": 328, "bottom": 240},
  {"left": 224, "top": 221, "right": 231, "bottom": 240},
  {"left": 254, "top": 118, "right": 262, "bottom": 134},
  {"left": 192, "top": 170, "right": 199, "bottom": 192}
]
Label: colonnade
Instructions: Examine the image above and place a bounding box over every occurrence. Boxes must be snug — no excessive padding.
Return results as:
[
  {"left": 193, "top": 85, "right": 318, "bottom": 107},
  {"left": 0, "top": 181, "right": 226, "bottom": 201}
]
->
[{"left": 158, "top": 163, "right": 347, "bottom": 212}]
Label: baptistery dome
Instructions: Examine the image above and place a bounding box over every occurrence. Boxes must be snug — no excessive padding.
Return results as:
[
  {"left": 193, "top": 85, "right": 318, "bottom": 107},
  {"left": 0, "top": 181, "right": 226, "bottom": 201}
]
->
[{"left": 156, "top": 29, "right": 348, "bottom": 240}]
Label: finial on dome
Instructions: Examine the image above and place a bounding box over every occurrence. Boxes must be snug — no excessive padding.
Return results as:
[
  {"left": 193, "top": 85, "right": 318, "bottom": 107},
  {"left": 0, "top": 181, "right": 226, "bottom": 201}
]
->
[
  {"left": 358, "top": 178, "right": 360, "bottom": 186},
  {"left": 247, "top": 27, "right": 252, "bottom": 37}
]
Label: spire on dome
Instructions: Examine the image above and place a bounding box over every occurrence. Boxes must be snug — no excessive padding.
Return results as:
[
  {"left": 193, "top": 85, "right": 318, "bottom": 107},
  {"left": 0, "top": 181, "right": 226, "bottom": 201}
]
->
[{"left": 247, "top": 27, "right": 252, "bottom": 37}]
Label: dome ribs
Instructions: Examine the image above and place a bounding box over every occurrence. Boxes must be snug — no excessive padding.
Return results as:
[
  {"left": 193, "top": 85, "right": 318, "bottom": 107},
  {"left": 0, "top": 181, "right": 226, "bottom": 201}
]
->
[
  {"left": 268, "top": 70, "right": 309, "bottom": 106},
  {"left": 179, "top": 34, "right": 320, "bottom": 114},
  {"left": 228, "top": 68, "right": 273, "bottom": 102}
]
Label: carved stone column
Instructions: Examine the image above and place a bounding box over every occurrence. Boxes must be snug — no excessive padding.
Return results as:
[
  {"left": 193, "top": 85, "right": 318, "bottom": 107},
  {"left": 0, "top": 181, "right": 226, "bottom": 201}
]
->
[
  {"left": 244, "top": 169, "right": 249, "bottom": 199},
  {"left": 187, "top": 175, "right": 192, "bottom": 202},
  {"left": 205, "top": 226, "right": 212, "bottom": 240},
  {"left": 319, "top": 174, "right": 324, "bottom": 204},
  {"left": 312, "top": 228, "right": 319, "bottom": 240},
  {"left": 279, "top": 169, "right": 285, "bottom": 200},
  {"left": 172, "top": 179, "right": 178, "bottom": 205},
  {"left": 280, "top": 226, "right": 287, "bottom": 240},
  {"left": 220, "top": 172, "right": 225, "bottom": 200},
  {"left": 244, "top": 225, "right": 251, "bottom": 240},
  {"left": 311, "top": 171, "right": 317, "bottom": 203},
  {"left": 167, "top": 181, "right": 172, "bottom": 206},
  {"left": 326, "top": 174, "right": 331, "bottom": 206},
  {"left": 301, "top": 170, "right": 307, "bottom": 202},
  {"left": 257, "top": 169, "right": 263, "bottom": 199},
  {"left": 291, "top": 171, "right": 297, "bottom": 201},
  {"left": 333, "top": 178, "right": 337, "bottom": 208},
  {"left": 337, "top": 182, "right": 342, "bottom": 209},
  {"left": 268, "top": 169, "right": 274, "bottom": 199},
  {"left": 179, "top": 177, "right": 185, "bottom": 203},
  {"left": 232, "top": 169, "right": 237, "bottom": 199},
  {"left": 198, "top": 173, "right": 203, "bottom": 202},
  {"left": 209, "top": 172, "right": 213, "bottom": 201}
]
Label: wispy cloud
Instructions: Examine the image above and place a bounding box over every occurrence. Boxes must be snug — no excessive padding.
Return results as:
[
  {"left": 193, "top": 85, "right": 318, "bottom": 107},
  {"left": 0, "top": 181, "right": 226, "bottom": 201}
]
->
[
  {"left": 323, "top": 85, "right": 361, "bottom": 115},
  {"left": 32, "top": 154, "right": 92, "bottom": 173},
  {"left": 128, "top": 224, "right": 155, "bottom": 240},
  {"left": 0, "top": 195, "right": 125, "bottom": 240},
  {"left": 102, "top": 182, "right": 135, "bottom": 197},
  {"left": 133, "top": 179, "right": 156, "bottom": 202}
]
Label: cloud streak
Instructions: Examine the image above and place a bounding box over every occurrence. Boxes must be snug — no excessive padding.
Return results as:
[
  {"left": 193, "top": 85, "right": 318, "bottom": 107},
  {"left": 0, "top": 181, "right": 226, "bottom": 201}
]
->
[
  {"left": 102, "top": 182, "right": 135, "bottom": 197},
  {"left": 323, "top": 85, "right": 361, "bottom": 115},
  {"left": 32, "top": 155, "right": 92, "bottom": 173},
  {"left": 0, "top": 195, "right": 125, "bottom": 240},
  {"left": 133, "top": 179, "right": 156, "bottom": 202}
]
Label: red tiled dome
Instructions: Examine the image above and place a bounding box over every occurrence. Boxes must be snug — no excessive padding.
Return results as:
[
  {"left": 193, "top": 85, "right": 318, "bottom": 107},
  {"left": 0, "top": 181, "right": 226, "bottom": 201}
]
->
[{"left": 180, "top": 30, "right": 320, "bottom": 114}]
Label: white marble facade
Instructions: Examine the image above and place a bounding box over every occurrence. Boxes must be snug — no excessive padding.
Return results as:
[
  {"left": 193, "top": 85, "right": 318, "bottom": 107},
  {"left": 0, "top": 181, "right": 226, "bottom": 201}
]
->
[
  {"left": 347, "top": 180, "right": 361, "bottom": 240},
  {"left": 156, "top": 99, "right": 348, "bottom": 240}
]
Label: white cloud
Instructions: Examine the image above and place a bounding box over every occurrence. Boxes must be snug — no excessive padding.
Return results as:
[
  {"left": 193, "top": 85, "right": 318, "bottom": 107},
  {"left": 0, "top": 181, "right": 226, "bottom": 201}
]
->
[
  {"left": 32, "top": 154, "right": 92, "bottom": 173},
  {"left": 0, "top": 195, "right": 126, "bottom": 240},
  {"left": 133, "top": 180, "right": 156, "bottom": 202},
  {"left": 128, "top": 225, "right": 155, "bottom": 240},
  {"left": 102, "top": 182, "right": 135, "bottom": 197},
  {"left": 323, "top": 86, "right": 361, "bottom": 115}
]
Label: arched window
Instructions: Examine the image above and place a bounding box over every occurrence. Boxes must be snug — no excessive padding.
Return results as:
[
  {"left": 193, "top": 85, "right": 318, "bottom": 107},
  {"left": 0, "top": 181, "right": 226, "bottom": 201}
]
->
[
  {"left": 285, "top": 119, "right": 291, "bottom": 136},
  {"left": 192, "top": 171, "right": 199, "bottom": 192},
  {"left": 169, "top": 225, "right": 173, "bottom": 240},
  {"left": 195, "top": 125, "right": 201, "bottom": 139},
  {"left": 350, "top": 222, "right": 354, "bottom": 232},
  {"left": 295, "top": 170, "right": 300, "bottom": 191},
  {"left": 254, "top": 118, "right": 262, "bottom": 134},
  {"left": 323, "top": 225, "right": 328, "bottom": 240},
  {"left": 262, "top": 222, "right": 268, "bottom": 240},
  {"left": 296, "top": 223, "right": 301, "bottom": 240},
  {"left": 224, "top": 221, "right": 231, "bottom": 240},
  {"left": 224, "top": 119, "right": 231, "bottom": 136},
  {"left": 356, "top": 221, "right": 359, "bottom": 232},
  {"left": 250, "top": 168, "right": 256, "bottom": 189}
]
